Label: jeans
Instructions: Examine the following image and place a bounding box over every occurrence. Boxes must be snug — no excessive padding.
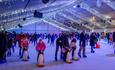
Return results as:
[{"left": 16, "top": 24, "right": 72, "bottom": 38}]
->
[
  {"left": 55, "top": 45, "right": 63, "bottom": 61},
  {"left": 72, "top": 47, "right": 76, "bottom": 58},
  {"left": 91, "top": 46, "right": 95, "bottom": 52},
  {"left": 78, "top": 46, "right": 86, "bottom": 56}
]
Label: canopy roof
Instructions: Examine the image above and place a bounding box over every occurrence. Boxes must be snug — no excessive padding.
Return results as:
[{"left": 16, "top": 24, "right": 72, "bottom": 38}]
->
[{"left": 0, "top": 0, "right": 115, "bottom": 31}]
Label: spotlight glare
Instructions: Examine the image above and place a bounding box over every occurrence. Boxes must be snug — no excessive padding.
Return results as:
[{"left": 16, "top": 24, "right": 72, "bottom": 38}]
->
[{"left": 73, "top": 5, "right": 76, "bottom": 8}]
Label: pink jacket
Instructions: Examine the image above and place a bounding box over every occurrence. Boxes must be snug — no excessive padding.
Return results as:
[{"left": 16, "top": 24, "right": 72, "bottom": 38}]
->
[{"left": 36, "top": 42, "right": 46, "bottom": 51}]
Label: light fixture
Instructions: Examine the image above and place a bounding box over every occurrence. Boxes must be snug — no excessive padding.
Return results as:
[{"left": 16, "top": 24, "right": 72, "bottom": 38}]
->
[
  {"left": 73, "top": 5, "right": 76, "bottom": 8},
  {"left": 77, "top": 5, "right": 80, "bottom": 8},
  {"left": 42, "top": 0, "right": 50, "bottom": 4}
]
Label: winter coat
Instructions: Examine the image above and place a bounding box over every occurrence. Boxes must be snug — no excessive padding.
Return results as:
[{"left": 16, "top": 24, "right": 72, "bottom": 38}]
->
[
  {"left": 61, "top": 34, "right": 70, "bottom": 52},
  {"left": 56, "top": 37, "right": 63, "bottom": 47},
  {"left": 21, "top": 39, "right": 29, "bottom": 48},
  {"left": 90, "top": 35, "right": 96, "bottom": 46},
  {"left": 70, "top": 38, "right": 77, "bottom": 48},
  {"left": 8, "top": 37, "right": 13, "bottom": 49},
  {"left": 79, "top": 33, "right": 86, "bottom": 47},
  {"left": 113, "top": 32, "right": 115, "bottom": 42},
  {"left": 36, "top": 42, "right": 46, "bottom": 51}
]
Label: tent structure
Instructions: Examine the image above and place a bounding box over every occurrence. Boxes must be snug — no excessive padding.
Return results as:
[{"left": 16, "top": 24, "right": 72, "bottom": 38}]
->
[{"left": 0, "top": 0, "right": 115, "bottom": 32}]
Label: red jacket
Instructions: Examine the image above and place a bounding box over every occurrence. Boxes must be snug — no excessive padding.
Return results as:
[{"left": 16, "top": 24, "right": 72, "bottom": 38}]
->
[
  {"left": 36, "top": 42, "right": 46, "bottom": 51},
  {"left": 21, "top": 39, "right": 29, "bottom": 48}
]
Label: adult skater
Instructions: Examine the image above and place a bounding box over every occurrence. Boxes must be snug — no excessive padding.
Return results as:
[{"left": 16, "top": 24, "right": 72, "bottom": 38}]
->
[
  {"left": 113, "top": 31, "right": 115, "bottom": 54},
  {"left": 78, "top": 31, "right": 87, "bottom": 58},
  {"left": 61, "top": 33, "right": 72, "bottom": 63},
  {"left": 90, "top": 32, "right": 97, "bottom": 53},
  {"left": 7, "top": 33, "right": 13, "bottom": 56},
  {"left": 0, "top": 31, "right": 7, "bottom": 63},
  {"left": 55, "top": 34, "right": 63, "bottom": 61}
]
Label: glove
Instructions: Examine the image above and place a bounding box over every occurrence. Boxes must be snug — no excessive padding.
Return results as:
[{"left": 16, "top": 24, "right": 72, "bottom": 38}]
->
[{"left": 68, "top": 49, "right": 71, "bottom": 52}]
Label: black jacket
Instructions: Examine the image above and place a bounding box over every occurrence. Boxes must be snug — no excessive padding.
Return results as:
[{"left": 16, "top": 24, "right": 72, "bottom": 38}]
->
[
  {"left": 90, "top": 34, "right": 96, "bottom": 46},
  {"left": 79, "top": 32, "right": 86, "bottom": 47},
  {"left": 61, "top": 35, "right": 69, "bottom": 47},
  {"left": 56, "top": 37, "right": 62, "bottom": 47},
  {"left": 113, "top": 32, "right": 115, "bottom": 42}
]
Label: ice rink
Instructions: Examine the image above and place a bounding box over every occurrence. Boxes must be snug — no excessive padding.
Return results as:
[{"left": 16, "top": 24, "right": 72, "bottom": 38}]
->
[{"left": 0, "top": 39, "right": 115, "bottom": 70}]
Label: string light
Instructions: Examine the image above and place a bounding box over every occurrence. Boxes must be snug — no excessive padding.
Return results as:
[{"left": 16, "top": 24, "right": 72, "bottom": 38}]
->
[{"left": 0, "top": 0, "right": 77, "bottom": 24}]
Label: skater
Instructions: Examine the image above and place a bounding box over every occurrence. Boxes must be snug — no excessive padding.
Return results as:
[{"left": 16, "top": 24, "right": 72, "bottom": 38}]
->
[
  {"left": 112, "top": 31, "right": 115, "bottom": 54},
  {"left": 90, "top": 32, "right": 97, "bottom": 53},
  {"left": 17, "top": 34, "right": 23, "bottom": 58},
  {"left": 107, "top": 33, "right": 110, "bottom": 44},
  {"left": 0, "top": 31, "right": 7, "bottom": 63},
  {"left": 33, "top": 32, "right": 38, "bottom": 46},
  {"left": 78, "top": 31, "right": 87, "bottom": 58},
  {"left": 7, "top": 33, "right": 13, "bottom": 56},
  {"left": 61, "top": 33, "right": 72, "bottom": 63},
  {"left": 36, "top": 39, "right": 46, "bottom": 67},
  {"left": 70, "top": 37, "right": 79, "bottom": 61},
  {"left": 50, "top": 34, "right": 55, "bottom": 46},
  {"left": 47, "top": 33, "right": 51, "bottom": 44},
  {"left": 21, "top": 34, "right": 29, "bottom": 61},
  {"left": 109, "top": 33, "right": 113, "bottom": 45},
  {"left": 55, "top": 34, "right": 63, "bottom": 61}
]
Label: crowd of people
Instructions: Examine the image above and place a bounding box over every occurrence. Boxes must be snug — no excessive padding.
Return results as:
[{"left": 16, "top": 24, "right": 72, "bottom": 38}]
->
[{"left": 0, "top": 30, "right": 115, "bottom": 67}]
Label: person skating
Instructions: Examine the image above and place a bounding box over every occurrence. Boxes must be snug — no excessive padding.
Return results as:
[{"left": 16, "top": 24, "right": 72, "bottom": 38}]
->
[
  {"left": 109, "top": 33, "right": 113, "bottom": 45},
  {"left": 107, "top": 33, "right": 110, "bottom": 44},
  {"left": 90, "top": 32, "right": 97, "bottom": 53},
  {"left": 21, "top": 34, "right": 29, "bottom": 61},
  {"left": 112, "top": 31, "right": 115, "bottom": 54},
  {"left": 61, "top": 33, "right": 72, "bottom": 63},
  {"left": 17, "top": 34, "right": 23, "bottom": 58},
  {"left": 70, "top": 37, "right": 79, "bottom": 61},
  {"left": 55, "top": 34, "right": 63, "bottom": 61},
  {"left": 0, "top": 31, "right": 7, "bottom": 63},
  {"left": 36, "top": 39, "right": 46, "bottom": 67},
  {"left": 51, "top": 34, "right": 55, "bottom": 45},
  {"left": 33, "top": 32, "right": 38, "bottom": 46},
  {"left": 7, "top": 33, "right": 13, "bottom": 56},
  {"left": 78, "top": 31, "right": 87, "bottom": 58}
]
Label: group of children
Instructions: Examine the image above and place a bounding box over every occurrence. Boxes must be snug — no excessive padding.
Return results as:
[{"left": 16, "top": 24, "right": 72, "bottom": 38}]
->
[
  {"left": 16, "top": 32, "right": 99, "bottom": 67},
  {"left": 35, "top": 37, "right": 79, "bottom": 67},
  {"left": 20, "top": 34, "right": 79, "bottom": 67},
  {"left": 20, "top": 35, "right": 46, "bottom": 67}
]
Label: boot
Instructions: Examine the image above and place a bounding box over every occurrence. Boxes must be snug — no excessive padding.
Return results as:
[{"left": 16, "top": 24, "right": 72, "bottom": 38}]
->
[
  {"left": 78, "top": 53, "right": 81, "bottom": 58},
  {"left": 83, "top": 55, "right": 87, "bottom": 58}
]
